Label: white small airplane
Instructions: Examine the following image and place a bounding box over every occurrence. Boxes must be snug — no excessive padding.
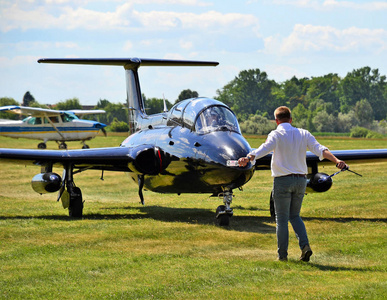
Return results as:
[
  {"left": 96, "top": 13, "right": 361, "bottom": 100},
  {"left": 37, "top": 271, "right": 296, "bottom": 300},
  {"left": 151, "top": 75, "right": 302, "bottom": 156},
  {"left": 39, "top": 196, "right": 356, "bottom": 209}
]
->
[{"left": 0, "top": 105, "right": 107, "bottom": 149}]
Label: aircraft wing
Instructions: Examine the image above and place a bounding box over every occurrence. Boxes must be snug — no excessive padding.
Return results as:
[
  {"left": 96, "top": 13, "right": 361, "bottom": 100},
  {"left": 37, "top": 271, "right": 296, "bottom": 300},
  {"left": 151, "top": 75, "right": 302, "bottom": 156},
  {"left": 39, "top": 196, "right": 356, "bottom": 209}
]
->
[
  {"left": 0, "top": 146, "right": 154, "bottom": 172},
  {"left": 254, "top": 149, "right": 387, "bottom": 170},
  {"left": 0, "top": 106, "right": 105, "bottom": 117},
  {"left": 0, "top": 106, "right": 64, "bottom": 117},
  {"left": 68, "top": 109, "right": 106, "bottom": 116}
]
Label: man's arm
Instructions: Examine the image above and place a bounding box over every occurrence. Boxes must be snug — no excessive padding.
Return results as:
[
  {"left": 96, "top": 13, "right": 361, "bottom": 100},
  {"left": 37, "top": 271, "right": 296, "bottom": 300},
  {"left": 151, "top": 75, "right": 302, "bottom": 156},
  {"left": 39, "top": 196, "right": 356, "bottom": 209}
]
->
[{"left": 323, "top": 149, "right": 347, "bottom": 169}]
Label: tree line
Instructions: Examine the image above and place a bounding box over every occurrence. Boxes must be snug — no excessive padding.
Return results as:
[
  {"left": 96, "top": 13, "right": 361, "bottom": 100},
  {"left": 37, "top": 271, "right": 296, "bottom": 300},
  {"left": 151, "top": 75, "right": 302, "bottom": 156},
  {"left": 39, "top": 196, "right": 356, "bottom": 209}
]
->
[
  {"left": 1, "top": 66, "right": 386, "bottom": 137},
  {"left": 215, "top": 66, "right": 386, "bottom": 137}
]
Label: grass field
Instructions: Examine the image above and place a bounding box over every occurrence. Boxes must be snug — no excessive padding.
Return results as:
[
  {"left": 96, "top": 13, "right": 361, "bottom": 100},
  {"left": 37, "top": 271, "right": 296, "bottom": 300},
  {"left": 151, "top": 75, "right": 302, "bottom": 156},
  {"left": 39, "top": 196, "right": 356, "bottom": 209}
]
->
[{"left": 1, "top": 134, "right": 386, "bottom": 299}]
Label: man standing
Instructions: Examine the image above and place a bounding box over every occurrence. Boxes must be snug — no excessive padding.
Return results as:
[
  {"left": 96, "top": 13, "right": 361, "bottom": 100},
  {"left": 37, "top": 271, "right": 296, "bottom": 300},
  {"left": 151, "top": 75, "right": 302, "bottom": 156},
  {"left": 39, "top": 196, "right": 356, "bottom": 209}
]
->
[{"left": 238, "top": 106, "right": 347, "bottom": 262}]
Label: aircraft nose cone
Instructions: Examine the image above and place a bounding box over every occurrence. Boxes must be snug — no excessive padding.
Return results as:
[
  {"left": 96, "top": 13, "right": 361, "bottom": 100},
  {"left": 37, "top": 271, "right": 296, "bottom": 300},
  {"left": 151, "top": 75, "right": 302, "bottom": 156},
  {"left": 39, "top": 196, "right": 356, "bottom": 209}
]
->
[
  {"left": 197, "top": 131, "right": 251, "bottom": 164},
  {"left": 195, "top": 132, "right": 255, "bottom": 190},
  {"left": 93, "top": 122, "right": 107, "bottom": 129}
]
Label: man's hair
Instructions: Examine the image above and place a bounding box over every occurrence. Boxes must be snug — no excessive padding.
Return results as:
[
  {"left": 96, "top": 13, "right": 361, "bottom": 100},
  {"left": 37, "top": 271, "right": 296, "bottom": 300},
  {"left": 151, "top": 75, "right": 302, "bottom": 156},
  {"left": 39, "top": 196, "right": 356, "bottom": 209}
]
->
[{"left": 274, "top": 106, "right": 291, "bottom": 121}]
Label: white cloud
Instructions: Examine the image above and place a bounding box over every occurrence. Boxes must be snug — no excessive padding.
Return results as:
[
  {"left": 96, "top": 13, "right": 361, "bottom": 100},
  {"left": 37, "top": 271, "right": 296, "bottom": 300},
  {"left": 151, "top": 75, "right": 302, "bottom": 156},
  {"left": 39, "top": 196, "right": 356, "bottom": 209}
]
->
[
  {"left": 0, "top": 2, "right": 258, "bottom": 33},
  {"left": 265, "top": 64, "right": 308, "bottom": 82},
  {"left": 264, "top": 24, "right": 387, "bottom": 55},
  {"left": 131, "top": 10, "right": 259, "bottom": 33},
  {"left": 123, "top": 41, "right": 133, "bottom": 51},
  {"left": 322, "top": 0, "right": 387, "bottom": 10},
  {"left": 270, "top": 0, "right": 387, "bottom": 10},
  {"left": 0, "top": 55, "right": 38, "bottom": 67},
  {"left": 179, "top": 40, "right": 193, "bottom": 50}
]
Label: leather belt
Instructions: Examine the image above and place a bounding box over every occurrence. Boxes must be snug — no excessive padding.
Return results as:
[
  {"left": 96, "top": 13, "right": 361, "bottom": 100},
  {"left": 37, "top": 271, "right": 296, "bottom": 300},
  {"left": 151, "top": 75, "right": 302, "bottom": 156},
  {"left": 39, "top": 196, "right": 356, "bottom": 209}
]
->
[{"left": 279, "top": 174, "right": 306, "bottom": 178}]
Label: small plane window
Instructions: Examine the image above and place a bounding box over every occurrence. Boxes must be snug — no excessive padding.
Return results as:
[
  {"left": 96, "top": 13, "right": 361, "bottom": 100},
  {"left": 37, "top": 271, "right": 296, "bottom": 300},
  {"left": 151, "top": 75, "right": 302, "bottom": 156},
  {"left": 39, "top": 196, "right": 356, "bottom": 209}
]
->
[
  {"left": 48, "top": 116, "right": 60, "bottom": 123},
  {"left": 62, "top": 113, "right": 77, "bottom": 122},
  {"left": 26, "top": 117, "right": 42, "bottom": 125},
  {"left": 195, "top": 106, "right": 241, "bottom": 134}
]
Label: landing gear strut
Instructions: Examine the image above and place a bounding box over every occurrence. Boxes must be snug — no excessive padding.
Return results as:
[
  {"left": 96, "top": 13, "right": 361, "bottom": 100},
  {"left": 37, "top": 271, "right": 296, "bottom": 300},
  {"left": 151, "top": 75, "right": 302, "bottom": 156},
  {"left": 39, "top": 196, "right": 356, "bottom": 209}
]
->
[
  {"left": 215, "top": 191, "right": 234, "bottom": 226},
  {"left": 59, "top": 164, "right": 84, "bottom": 218},
  {"left": 82, "top": 141, "right": 90, "bottom": 149}
]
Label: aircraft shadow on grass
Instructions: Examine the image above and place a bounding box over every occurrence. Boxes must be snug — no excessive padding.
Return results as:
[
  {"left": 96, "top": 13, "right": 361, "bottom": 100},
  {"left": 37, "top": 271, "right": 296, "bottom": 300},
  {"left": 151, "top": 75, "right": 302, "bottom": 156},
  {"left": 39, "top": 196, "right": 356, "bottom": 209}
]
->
[{"left": 1, "top": 205, "right": 385, "bottom": 234}]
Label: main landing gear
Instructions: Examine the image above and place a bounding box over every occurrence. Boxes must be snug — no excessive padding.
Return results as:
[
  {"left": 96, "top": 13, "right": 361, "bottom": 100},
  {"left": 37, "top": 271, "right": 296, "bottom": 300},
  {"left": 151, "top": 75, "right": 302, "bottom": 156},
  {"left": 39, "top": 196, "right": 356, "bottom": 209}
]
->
[
  {"left": 38, "top": 142, "right": 68, "bottom": 149},
  {"left": 58, "top": 164, "right": 84, "bottom": 218},
  {"left": 215, "top": 190, "right": 234, "bottom": 226},
  {"left": 37, "top": 141, "right": 90, "bottom": 149}
]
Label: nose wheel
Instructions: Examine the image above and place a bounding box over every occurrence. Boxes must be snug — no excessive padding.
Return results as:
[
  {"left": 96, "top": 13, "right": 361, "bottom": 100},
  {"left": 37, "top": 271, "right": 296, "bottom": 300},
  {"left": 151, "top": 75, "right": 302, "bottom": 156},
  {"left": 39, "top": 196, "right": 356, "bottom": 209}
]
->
[{"left": 215, "top": 191, "right": 234, "bottom": 226}]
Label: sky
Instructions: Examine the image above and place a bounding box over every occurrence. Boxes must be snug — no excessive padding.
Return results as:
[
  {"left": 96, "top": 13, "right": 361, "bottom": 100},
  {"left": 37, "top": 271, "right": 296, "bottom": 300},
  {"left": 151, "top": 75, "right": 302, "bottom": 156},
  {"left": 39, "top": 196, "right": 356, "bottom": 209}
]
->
[{"left": 1, "top": 0, "right": 386, "bottom": 106}]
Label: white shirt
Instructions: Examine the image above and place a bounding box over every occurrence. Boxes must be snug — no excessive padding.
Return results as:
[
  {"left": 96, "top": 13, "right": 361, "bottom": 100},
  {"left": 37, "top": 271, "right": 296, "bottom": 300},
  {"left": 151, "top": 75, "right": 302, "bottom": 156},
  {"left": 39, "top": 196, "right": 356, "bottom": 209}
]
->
[{"left": 249, "top": 123, "right": 328, "bottom": 177}]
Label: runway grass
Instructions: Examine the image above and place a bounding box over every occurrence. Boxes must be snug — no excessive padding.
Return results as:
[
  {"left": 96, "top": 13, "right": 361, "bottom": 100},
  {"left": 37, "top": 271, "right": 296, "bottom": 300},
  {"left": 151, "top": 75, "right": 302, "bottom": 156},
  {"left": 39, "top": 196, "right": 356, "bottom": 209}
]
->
[{"left": 0, "top": 134, "right": 386, "bottom": 299}]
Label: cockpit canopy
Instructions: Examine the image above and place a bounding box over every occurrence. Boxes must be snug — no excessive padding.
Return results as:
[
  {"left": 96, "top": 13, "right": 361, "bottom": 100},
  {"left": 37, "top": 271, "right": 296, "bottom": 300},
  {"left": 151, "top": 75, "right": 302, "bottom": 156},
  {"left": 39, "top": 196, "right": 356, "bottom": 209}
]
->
[
  {"left": 167, "top": 97, "right": 241, "bottom": 134},
  {"left": 195, "top": 106, "right": 240, "bottom": 134}
]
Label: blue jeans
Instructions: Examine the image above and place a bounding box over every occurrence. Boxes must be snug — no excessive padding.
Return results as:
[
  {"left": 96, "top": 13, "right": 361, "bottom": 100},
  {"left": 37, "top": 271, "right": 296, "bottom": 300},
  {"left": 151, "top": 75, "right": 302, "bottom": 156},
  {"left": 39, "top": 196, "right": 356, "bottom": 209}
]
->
[{"left": 273, "top": 176, "right": 308, "bottom": 259}]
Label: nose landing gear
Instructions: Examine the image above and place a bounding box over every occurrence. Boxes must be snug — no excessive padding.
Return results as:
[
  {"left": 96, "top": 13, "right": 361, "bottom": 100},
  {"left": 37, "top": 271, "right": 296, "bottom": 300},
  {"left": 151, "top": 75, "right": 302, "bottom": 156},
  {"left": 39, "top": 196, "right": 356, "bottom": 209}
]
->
[{"left": 215, "top": 191, "right": 234, "bottom": 226}]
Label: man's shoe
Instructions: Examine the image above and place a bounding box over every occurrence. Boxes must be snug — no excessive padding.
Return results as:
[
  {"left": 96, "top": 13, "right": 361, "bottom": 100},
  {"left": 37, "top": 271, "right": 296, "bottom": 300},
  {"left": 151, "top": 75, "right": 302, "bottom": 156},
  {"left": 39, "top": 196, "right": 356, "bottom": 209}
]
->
[
  {"left": 278, "top": 257, "right": 288, "bottom": 262},
  {"left": 300, "top": 245, "right": 313, "bottom": 262}
]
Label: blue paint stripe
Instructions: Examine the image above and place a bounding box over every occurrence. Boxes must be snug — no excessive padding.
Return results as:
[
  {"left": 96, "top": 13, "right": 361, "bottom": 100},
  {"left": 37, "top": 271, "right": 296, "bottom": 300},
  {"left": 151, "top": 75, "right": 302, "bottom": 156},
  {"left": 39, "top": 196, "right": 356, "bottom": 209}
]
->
[{"left": 0, "top": 127, "right": 99, "bottom": 133}]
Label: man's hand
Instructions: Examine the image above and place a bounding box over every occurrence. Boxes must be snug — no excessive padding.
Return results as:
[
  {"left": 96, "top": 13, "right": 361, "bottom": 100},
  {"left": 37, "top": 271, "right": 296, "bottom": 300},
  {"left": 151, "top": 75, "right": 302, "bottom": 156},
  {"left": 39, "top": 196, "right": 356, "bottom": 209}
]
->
[
  {"left": 336, "top": 160, "right": 347, "bottom": 170},
  {"left": 238, "top": 155, "right": 254, "bottom": 167}
]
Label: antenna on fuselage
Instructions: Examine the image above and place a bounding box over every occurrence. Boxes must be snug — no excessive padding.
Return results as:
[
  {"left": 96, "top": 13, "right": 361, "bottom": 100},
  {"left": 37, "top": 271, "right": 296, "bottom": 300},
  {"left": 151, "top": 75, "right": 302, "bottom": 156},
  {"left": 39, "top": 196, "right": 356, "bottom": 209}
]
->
[{"left": 162, "top": 94, "right": 168, "bottom": 113}]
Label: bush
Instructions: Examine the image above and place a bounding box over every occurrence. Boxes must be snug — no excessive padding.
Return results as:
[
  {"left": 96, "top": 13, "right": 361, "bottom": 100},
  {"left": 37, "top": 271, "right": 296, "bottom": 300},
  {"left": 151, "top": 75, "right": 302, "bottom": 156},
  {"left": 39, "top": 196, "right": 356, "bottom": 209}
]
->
[
  {"left": 366, "top": 131, "right": 384, "bottom": 139},
  {"left": 239, "top": 114, "right": 276, "bottom": 135},
  {"left": 349, "top": 126, "right": 384, "bottom": 138},
  {"left": 350, "top": 126, "right": 369, "bottom": 138},
  {"left": 109, "top": 119, "right": 129, "bottom": 132}
]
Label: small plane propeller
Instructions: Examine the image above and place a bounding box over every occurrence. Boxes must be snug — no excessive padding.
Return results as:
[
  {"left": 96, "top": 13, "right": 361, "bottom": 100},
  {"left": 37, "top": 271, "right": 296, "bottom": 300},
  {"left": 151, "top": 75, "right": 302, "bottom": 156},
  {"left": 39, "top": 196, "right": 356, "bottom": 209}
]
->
[{"left": 101, "top": 127, "right": 107, "bottom": 137}]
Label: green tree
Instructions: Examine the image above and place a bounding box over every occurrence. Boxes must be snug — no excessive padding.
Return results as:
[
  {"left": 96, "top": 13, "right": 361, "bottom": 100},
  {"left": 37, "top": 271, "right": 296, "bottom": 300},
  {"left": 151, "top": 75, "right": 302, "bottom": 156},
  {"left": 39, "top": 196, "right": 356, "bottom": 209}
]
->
[
  {"left": 283, "top": 76, "right": 309, "bottom": 109},
  {"left": 96, "top": 99, "right": 111, "bottom": 109},
  {"left": 306, "top": 74, "right": 341, "bottom": 112},
  {"left": 22, "top": 91, "right": 35, "bottom": 107},
  {"left": 339, "top": 67, "right": 386, "bottom": 119},
  {"left": 55, "top": 98, "right": 82, "bottom": 110},
  {"left": 0, "top": 97, "right": 20, "bottom": 120},
  {"left": 215, "top": 69, "right": 279, "bottom": 119},
  {"left": 354, "top": 99, "right": 374, "bottom": 128},
  {"left": 144, "top": 95, "right": 172, "bottom": 114},
  {"left": 336, "top": 111, "right": 359, "bottom": 132},
  {"left": 109, "top": 118, "right": 129, "bottom": 132},
  {"left": 176, "top": 89, "right": 199, "bottom": 103},
  {"left": 312, "top": 110, "right": 337, "bottom": 132},
  {"left": 291, "top": 103, "right": 314, "bottom": 130},
  {"left": 239, "top": 114, "right": 276, "bottom": 135}
]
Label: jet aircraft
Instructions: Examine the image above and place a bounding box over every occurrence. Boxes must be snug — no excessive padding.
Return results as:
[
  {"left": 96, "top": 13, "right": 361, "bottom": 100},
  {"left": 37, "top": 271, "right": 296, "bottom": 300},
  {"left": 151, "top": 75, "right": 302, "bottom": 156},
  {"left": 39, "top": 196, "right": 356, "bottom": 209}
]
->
[
  {"left": 0, "top": 106, "right": 107, "bottom": 149},
  {"left": 0, "top": 57, "right": 386, "bottom": 226}
]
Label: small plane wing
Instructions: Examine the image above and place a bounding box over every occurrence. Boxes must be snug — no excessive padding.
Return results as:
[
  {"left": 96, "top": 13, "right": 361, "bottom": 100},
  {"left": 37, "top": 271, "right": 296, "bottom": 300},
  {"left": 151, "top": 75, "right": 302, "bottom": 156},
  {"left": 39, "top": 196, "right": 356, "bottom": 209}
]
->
[
  {"left": 67, "top": 109, "right": 106, "bottom": 116},
  {"left": 0, "top": 106, "right": 105, "bottom": 117}
]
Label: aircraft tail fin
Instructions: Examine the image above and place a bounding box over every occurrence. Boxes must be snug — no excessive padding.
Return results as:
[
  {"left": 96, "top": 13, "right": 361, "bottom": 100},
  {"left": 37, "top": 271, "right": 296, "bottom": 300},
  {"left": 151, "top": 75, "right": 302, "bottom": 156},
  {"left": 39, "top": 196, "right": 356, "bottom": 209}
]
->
[{"left": 38, "top": 58, "right": 219, "bottom": 134}]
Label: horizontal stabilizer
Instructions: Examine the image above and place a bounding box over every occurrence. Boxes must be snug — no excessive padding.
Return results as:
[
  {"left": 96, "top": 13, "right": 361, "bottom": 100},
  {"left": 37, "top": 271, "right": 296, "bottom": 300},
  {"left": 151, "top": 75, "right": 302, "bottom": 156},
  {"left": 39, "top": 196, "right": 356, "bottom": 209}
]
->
[{"left": 38, "top": 58, "right": 219, "bottom": 69}]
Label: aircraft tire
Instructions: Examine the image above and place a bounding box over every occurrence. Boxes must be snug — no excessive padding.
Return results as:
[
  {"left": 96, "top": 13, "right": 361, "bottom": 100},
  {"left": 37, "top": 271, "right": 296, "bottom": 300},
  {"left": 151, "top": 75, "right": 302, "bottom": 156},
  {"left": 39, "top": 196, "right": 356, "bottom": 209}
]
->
[
  {"left": 38, "top": 143, "right": 46, "bottom": 149},
  {"left": 59, "top": 142, "right": 67, "bottom": 149},
  {"left": 68, "top": 187, "right": 83, "bottom": 218},
  {"left": 216, "top": 205, "right": 230, "bottom": 226}
]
